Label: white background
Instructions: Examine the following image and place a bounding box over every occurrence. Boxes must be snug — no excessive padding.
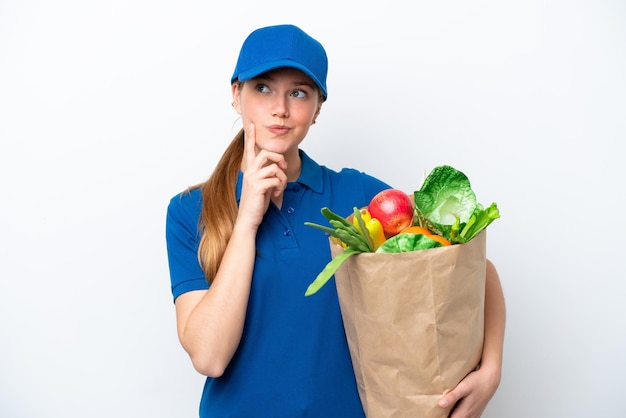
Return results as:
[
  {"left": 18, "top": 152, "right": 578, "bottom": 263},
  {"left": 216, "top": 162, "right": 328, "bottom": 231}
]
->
[{"left": 1, "top": 1, "right": 625, "bottom": 417}]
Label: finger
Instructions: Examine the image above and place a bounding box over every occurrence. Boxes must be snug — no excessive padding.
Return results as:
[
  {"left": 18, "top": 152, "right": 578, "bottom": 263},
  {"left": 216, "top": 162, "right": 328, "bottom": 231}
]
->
[
  {"left": 272, "top": 166, "right": 288, "bottom": 197},
  {"left": 243, "top": 122, "right": 257, "bottom": 169},
  {"left": 251, "top": 149, "right": 288, "bottom": 176},
  {"left": 438, "top": 385, "right": 464, "bottom": 409},
  {"left": 263, "top": 151, "right": 288, "bottom": 171},
  {"left": 251, "top": 162, "right": 287, "bottom": 193}
]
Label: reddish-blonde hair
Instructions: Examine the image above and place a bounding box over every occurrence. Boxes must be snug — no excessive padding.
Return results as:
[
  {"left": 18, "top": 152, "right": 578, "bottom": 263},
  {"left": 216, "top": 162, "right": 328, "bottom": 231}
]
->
[{"left": 190, "top": 129, "right": 244, "bottom": 283}]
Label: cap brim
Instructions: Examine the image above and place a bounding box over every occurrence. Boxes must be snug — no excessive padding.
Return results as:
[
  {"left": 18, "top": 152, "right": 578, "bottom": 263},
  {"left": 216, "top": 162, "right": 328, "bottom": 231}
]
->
[{"left": 233, "top": 59, "right": 327, "bottom": 99}]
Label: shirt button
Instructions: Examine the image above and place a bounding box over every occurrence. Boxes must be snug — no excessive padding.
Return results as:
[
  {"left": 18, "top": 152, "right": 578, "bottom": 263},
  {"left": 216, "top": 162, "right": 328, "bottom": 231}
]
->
[
  {"left": 287, "top": 207, "right": 295, "bottom": 214},
  {"left": 293, "top": 186, "right": 300, "bottom": 192},
  {"left": 284, "top": 229, "right": 291, "bottom": 236}
]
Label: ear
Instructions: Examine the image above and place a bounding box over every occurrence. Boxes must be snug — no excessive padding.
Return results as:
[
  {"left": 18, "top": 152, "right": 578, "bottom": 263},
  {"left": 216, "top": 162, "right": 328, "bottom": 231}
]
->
[
  {"left": 312, "top": 103, "right": 322, "bottom": 125},
  {"left": 231, "top": 83, "right": 242, "bottom": 114}
]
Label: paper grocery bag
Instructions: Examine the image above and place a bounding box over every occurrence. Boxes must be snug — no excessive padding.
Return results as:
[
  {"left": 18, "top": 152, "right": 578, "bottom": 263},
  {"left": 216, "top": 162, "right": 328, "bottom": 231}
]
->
[{"left": 332, "top": 231, "right": 486, "bottom": 418}]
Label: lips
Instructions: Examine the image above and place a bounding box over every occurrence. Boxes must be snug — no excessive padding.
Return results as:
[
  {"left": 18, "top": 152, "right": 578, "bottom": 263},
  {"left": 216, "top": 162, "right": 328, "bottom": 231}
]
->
[{"left": 267, "top": 125, "right": 290, "bottom": 135}]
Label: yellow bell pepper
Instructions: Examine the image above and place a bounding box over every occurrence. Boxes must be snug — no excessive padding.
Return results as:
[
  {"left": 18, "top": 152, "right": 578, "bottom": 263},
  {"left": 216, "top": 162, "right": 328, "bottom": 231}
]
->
[
  {"left": 352, "top": 208, "right": 372, "bottom": 232},
  {"left": 365, "top": 217, "right": 386, "bottom": 250},
  {"left": 352, "top": 208, "right": 386, "bottom": 251}
]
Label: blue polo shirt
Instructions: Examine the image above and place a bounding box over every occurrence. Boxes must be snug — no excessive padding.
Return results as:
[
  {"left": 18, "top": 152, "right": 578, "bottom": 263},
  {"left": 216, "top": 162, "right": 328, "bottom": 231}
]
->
[{"left": 166, "top": 150, "right": 390, "bottom": 418}]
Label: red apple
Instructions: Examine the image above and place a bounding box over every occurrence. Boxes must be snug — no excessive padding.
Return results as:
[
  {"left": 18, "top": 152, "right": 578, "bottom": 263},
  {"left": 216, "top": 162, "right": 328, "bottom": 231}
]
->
[{"left": 367, "top": 189, "right": 414, "bottom": 237}]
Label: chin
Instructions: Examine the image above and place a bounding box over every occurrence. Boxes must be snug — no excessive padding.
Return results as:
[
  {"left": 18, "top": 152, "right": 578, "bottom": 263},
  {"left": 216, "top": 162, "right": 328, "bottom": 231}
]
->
[{"left": 258, "top": 139, "right": 298, "bottom": 155}]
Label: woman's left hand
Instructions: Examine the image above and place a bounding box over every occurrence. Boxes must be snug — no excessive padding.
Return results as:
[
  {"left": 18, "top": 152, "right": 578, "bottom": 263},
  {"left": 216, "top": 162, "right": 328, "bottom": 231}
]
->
[{"left": 437, "top": 364, "right": 501, "bottom": 418}]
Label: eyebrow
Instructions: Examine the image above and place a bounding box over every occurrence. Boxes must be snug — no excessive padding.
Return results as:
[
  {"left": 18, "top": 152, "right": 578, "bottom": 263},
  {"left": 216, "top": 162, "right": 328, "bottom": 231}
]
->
[{"left": 256, "top": 74, "right": 316, "bottom": 90}]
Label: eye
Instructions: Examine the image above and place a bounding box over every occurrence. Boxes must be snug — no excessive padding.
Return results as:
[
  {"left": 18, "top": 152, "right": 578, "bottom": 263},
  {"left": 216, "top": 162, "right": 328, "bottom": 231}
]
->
[
  {"left": 290, "top": 89, "right": 308, "bottom": 99},
  {"left": 255, "top": 83, "right": 270, "bottom": 93}
]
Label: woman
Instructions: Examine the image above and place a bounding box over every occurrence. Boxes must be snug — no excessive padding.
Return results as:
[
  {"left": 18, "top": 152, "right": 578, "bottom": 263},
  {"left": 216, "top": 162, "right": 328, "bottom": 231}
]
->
[{"left": 166, "top": 24, "right": 505, "bottom": 417}]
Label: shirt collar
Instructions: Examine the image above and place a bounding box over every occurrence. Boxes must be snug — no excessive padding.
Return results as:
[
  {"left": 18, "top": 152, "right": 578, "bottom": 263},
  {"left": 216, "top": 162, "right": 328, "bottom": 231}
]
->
[
  {"left": 235, "top": 150, "right": 324, "bottom": 201},
  {"left": 296, "top": 150, "right": 324, "bottom": 193}
]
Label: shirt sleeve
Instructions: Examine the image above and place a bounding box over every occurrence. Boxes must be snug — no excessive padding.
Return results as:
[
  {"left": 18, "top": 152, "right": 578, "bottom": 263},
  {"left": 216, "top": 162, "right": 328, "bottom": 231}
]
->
[{"left": 165, "top": 191, "right": 209, "bottom": 303}]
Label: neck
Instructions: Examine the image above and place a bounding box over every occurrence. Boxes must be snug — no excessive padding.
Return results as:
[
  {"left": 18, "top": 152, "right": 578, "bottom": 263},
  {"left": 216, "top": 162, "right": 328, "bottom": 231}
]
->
[{"left": 285, "top": 152, "right": 302, "bottom": 182}]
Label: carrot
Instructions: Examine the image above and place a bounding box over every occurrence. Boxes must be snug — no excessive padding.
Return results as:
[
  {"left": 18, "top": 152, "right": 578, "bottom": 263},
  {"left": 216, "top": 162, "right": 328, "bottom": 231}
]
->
[
  {"left": 400, "top": 226, "right": 432, "bottom": 235},
  {"left": 427, "top": 234, "right": 451, "bottom": 246},
  {"left": 400, "top": 226, "right": 451, "bottom": 246}
]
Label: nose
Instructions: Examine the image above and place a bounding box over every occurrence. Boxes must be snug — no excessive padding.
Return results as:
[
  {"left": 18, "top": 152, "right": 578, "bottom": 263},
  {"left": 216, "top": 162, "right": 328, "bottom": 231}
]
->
[{"left": 271, "top": 96, "right": 289, "bottom": 119}]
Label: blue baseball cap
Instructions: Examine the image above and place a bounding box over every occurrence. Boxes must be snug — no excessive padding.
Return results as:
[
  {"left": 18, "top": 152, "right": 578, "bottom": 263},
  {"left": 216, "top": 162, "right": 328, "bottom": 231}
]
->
[{"left": 231, "top": 24, "right": 328, "bottom": 99}]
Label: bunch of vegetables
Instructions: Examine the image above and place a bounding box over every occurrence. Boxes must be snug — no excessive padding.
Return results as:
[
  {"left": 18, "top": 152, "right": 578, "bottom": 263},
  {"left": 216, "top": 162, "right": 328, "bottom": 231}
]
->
[{"left": 304, "top": 165, "right": 500, "bottom": 296}]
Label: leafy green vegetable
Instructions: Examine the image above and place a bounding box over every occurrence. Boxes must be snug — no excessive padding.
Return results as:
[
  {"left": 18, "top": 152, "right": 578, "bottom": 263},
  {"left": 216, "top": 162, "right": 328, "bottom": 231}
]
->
[
  {"left": 375, "top": 233, "right": 444, "bottom": 254},
  {"left": 413, "top": 165, "right": 499, "bottom": 244},
  {"left": 414, "top": 165, "right": 476, "bottom": 225},
  {"left": 457, "top": 202, "right": 500, "bottom": 242}
]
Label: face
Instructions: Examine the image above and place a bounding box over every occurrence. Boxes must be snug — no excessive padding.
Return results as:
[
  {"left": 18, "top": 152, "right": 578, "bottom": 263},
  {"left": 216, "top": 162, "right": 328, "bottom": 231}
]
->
[{"left": 232, "top": 67, "right": 322, "bottom": 158}]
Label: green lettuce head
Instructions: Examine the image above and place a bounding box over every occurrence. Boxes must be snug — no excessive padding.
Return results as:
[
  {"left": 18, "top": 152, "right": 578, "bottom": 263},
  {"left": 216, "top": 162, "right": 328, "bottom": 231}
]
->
[{"left": 413, "top": 165, "right": 500, "bottom": 244}]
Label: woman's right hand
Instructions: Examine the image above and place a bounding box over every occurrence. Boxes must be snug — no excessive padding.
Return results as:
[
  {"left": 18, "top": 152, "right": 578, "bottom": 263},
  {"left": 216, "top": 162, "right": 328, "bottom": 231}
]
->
[{"left": 237, "top": 123, "right": 288, "bottom": 229}]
